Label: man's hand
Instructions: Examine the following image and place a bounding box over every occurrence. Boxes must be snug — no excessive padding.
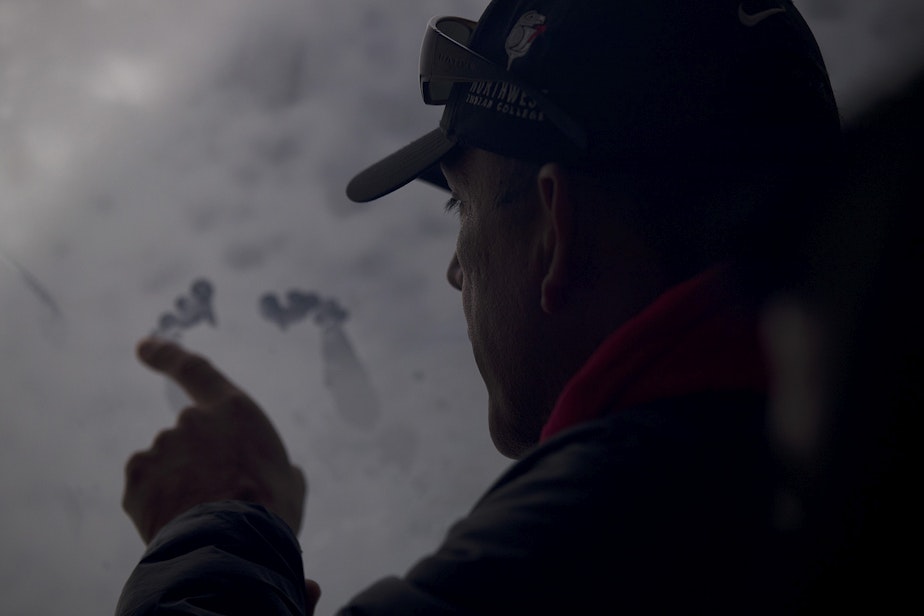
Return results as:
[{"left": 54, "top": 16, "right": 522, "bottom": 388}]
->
[{"left": 123, "top": 337, "right": 306, "bottom": 544}]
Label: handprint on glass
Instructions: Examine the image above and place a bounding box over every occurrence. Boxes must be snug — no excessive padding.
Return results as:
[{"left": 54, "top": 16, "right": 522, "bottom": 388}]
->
[
  {"left": 258, "top": 289, "right": 378, "bottom": 430},
  {"left": 152, "top": 278, "right": 217, "bottom": 340},
  {"left": 259, "top": 290, "right": 322, "bottom": 330},
  {"left": 148, "top": 279, "right": 379, "bottom": 428}
]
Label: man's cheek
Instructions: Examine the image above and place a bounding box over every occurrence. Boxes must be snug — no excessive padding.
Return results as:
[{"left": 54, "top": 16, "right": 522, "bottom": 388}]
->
[{"left": 460, "top": 287, "right": 474, "bottom": 336}]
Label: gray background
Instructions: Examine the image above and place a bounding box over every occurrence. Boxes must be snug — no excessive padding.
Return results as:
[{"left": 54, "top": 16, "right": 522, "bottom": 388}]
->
[{"left": 1, "top": 1, "right": 922, "bottom": 614}]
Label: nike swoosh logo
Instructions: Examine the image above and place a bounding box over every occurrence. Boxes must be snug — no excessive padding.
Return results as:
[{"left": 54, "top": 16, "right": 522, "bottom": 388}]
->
[{"left": 738, "top": 4, "right": 786, "bottom": 27}]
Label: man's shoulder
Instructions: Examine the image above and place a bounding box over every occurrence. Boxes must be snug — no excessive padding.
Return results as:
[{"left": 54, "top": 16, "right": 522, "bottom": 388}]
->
[
  {"left": 495, "top": 391, "right": 769, "bottom": 492},
  {"left": 465, "top": 391, "right": 772, "bottom": 550},
  {"left": 404, "top": 392, "right": 776, "bottom": 614}
]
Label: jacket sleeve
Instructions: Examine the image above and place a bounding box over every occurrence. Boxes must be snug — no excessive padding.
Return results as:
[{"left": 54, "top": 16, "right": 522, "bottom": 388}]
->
[{"left": 116, "top": 500, "right": 308, "bottom": 616}]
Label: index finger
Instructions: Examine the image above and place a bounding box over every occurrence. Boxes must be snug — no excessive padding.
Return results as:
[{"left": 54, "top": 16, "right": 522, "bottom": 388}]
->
[{"left": 137, "top": 337, "right": 239, "bottom": 406}]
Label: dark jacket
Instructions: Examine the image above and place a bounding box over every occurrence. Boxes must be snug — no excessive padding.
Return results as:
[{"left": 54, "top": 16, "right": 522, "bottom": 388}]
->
[{"left": 117, "top": 392, "right": 775, "bottom": 615}]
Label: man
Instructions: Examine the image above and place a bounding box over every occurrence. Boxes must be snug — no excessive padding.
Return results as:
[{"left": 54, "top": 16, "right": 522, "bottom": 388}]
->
[{"left": 117, "top": 1, "right": 839, "bottom": 613}]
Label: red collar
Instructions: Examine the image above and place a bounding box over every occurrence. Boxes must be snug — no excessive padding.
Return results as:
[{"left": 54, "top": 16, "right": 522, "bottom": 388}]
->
[{"left": 540, "top": 267, "right": 768, "bottom": 442}]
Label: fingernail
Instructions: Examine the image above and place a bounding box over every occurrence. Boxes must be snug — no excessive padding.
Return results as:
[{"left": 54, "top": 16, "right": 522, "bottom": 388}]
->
[{"left": 137, "top": 338, "right": 160, "bottom": 360}]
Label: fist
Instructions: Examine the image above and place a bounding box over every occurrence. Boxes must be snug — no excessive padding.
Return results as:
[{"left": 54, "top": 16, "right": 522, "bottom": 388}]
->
[{"left": 123, "top": 338, "right": 306, "bottom": 544}]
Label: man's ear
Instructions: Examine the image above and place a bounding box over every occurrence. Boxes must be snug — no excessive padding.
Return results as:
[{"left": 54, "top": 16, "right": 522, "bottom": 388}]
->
[{"left": 536, "top": 163, "right": 576, "bottom": 315}]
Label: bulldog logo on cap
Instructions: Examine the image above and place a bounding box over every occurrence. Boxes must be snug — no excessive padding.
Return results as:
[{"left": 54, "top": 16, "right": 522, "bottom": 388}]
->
[{"left": 505, "top": 11, "right": 547, "bottom": 69}]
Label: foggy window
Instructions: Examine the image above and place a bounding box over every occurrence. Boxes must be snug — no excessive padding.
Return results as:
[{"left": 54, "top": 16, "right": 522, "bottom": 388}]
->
[{"left": 2, "top": 0, "right": 922, "bottom": 613}]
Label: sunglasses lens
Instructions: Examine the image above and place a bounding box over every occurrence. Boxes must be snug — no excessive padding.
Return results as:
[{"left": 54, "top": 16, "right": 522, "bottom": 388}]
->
[
  {"left": 419, "top": 15, "right": 587, "bottom": 149},
  {"left": 421, "top": 17, "right": 478, "bottom": 104},
  {"left": 423, "top": 80, "right": 455, "bottom": 104},
  {"left": 437, "top": 18, "right": 472, "bottom": 45}
]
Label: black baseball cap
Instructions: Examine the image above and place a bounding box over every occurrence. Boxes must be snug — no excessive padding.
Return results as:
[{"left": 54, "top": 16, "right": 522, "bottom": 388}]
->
[{"left": 346, "top": 0, "right": 838, "bottom": 203}]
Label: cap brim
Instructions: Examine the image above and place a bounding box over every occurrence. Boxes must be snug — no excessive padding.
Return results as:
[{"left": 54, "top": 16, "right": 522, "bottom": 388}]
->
[{"left": 346, "top": 128, "right": 455, "bottom": 203}]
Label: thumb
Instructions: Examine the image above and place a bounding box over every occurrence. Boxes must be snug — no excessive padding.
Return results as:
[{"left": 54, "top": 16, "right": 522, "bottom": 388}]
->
[{"left": 304, "top": 579, "right": 321, "bottom": 614}]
